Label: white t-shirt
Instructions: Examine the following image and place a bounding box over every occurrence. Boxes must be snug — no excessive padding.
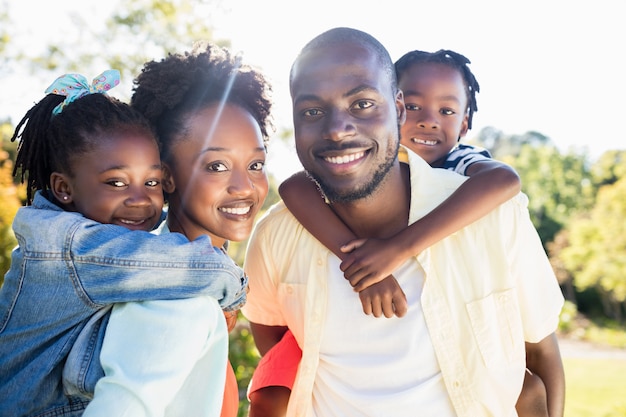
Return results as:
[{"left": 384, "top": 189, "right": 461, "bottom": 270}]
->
[{"left": 313, "top": 256, "right": 455, "bottom": 416}]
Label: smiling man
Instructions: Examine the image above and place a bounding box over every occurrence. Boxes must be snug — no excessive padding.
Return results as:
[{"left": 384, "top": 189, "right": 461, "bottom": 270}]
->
[{"left": 242, "top": 27, "right": 565, "bottom": 417}]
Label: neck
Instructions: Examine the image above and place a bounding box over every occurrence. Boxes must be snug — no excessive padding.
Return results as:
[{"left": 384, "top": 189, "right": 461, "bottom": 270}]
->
[{"left": 331, "top": 163, "right": 411, "bottom": 239}]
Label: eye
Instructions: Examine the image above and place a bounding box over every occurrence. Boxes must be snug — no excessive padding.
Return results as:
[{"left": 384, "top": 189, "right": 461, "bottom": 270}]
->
[
  {"left": 352, "top": 100, "right": 374, "bottom": 110},
  {"left": 207, "top": 162, "right": 228, "bottom": 172},
  {"left": 250, "top": 161, "right": 265, "bottom": 172},
  {"left": 405, "top": 103, "right": 420, "bottom": 111},
  {"left": 441, "top": 108, "right": 456, "bottom": 116},
  {"left": 302, "top": 108, "right": 324, "bottom": 118},
  {"left": 107, "top": 180, "right": 127, "bottom": 188},
  {"left": 146, "top": 179, "right": 160, "bottom": 187}
]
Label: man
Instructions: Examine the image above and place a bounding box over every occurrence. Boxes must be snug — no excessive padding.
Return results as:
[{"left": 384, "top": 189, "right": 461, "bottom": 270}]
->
[{"left": 242, "top": 27, "right": 565, "bottom": 417}]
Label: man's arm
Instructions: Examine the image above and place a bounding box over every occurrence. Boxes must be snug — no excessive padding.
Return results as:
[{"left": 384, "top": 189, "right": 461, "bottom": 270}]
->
[
  {"left": 525, "top": 333, "right": 565, "bottom": 417},
  {"left": 249, "top": 323, "right": 289, "bottom": 356}
]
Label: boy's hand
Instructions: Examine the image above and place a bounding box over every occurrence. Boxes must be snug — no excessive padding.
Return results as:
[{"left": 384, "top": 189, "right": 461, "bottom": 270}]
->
[
  {"left": 340, "top": 237, "right": 410, "bottom": 291},
  {"left": 358, "top": 275, "right": 407, "bottom": 318}
]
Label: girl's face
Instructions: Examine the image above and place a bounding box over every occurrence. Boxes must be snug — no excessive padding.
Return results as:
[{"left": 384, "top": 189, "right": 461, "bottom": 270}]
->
[
  {"left": 398, "top": 62, "right": 469, "bottom": 166},
  {"left": 164, "top": 104, "right": 269, "bottom": 248},
  {"left": 55, "top": 130, "right": 164, "bottom": 231}
]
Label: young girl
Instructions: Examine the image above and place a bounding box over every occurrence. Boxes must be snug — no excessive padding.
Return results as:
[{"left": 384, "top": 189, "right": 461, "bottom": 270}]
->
[
  {"left": 249, "top": 51, "right": 552, "bottom": 417},
  {"left": 0, "top": 70, "right": 247, "bottom": 417},
  {"left": 80, "top": 43, "right": 273, "bottom": 417}
]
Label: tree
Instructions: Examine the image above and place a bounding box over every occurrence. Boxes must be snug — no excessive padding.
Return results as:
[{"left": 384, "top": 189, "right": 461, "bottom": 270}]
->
[
  {"left": 499, "top": 144, "right": 594, "bottom": 246},
  {"left": 560, "top": 177, "right": 626, "bottom": 322},
  {"left": 590, "top": 150, "right": 626, "bottom": 188},
  {"left": 0, "top": 123, "right": 24, "bottom": 284},
  {"left": 2, "top": 0, "right": 230, "bottom": 104},
  {"left": 471, "top": 126, "right": 551, "bottom": 159}
]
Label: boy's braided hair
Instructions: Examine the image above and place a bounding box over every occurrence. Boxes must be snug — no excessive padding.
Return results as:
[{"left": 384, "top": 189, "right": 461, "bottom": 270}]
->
[{"left": 395, "top": 49, "right": 480, "bottom": 129}]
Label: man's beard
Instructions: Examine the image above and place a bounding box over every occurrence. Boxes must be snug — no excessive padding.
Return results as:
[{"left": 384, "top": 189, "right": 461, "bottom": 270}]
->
[{"left": 308, "top": 133, "right": 400, "bottom": 204}]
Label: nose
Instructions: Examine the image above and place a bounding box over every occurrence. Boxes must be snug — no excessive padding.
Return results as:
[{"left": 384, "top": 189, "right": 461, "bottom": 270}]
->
[
  {"left": 323, "top": 109, "right": 356, "bottom": 141},
  {"left": 125, "top": 186, "right": 152, "bottom": 207},
  {"left": 227, "top": 169, "right": 255, "bottom": 196},
  {"left": 416, "top": 108, "right": 439, "bottom": 130}
]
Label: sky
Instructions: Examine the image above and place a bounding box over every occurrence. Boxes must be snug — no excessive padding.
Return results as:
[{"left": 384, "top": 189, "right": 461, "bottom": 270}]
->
[{"left": 3, "top": 0, "right": 624, "bottom": 182}]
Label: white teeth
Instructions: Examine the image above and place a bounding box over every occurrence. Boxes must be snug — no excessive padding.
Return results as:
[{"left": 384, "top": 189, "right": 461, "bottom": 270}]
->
[
  {"left": 120, "top": 219, "right": 144, "bottom": 225},
  {"left": 220, "top": 206, "right": 251, "bottom": 215},
  {"left": 412, "top": 138, "right": 437, "bottom": 145},
  {"left": 324, "top": 151, "right": 365, "bottom": 165}
]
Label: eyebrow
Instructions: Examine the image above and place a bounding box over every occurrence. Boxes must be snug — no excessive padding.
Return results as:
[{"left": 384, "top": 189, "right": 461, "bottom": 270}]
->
[
  {"left": 199, "top": 146, "right": 266, "bottom": 154},
  {"left": 293, "top": 84, "right": 381, "bottom": 106},
  {"left": 402, "top": 89, "right": 463, "bottom": 104},
  {"left": 100, "top": 163, "right": 162, "bottom": 174}
]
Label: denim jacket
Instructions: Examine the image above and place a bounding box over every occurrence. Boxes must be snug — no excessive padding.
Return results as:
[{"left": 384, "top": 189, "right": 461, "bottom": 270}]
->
[{"left": 0, "top": 191, "right": 246, "bottom": 417}]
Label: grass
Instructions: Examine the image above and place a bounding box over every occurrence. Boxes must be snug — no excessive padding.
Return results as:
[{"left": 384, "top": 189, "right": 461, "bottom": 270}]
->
[{"left": 564, "top": 357, "right": 626, "bottom": 417}]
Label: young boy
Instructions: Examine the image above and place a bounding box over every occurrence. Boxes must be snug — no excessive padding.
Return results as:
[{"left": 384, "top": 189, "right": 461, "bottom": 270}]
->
[{"left": 248, "top": 49, "right": 554, "bottom": 417}]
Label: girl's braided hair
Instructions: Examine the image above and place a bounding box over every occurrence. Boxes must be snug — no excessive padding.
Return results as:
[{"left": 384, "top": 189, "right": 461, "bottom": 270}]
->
[{"left": 11, "top": 92, "right": 156, "bottom": 204}]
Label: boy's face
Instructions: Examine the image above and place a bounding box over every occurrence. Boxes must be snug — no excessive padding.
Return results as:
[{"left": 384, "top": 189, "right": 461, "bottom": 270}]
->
[
  {"left": 163, "top": 103, "right": 268, "bottom": 248},
  {"left": 290, "top": 42, "right": 405, "bottom": 203},
  {"left": 399, "top": 62, "right": 469, "bottom": 166},
  {"left": 60, "top": 131, "right": 164, "bottom": 231}
]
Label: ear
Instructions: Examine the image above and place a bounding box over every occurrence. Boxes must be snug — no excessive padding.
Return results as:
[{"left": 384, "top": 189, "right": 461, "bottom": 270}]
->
[
  {"left": 50, "top": 172, "right": 73, "bottom": 205},
  {"left": 395, "top": 89, "right": 406, "bottom": 126},
  {"left": 162, "top": 163, "right": 176, "bottom": 194},
  {"left": 458, "top": 113, "right": 469, "bottom": 141}
]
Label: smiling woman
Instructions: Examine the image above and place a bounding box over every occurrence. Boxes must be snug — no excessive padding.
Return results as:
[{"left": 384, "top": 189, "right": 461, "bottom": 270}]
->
[
  {"left": 163, "top": 104, "right": 269, "bottom": 248},
  {"left": 78, "top": 41, "right": 274, "bottom": 417},
  {"left": 0, "top": 68, "right": 248, "bottom": 416}
]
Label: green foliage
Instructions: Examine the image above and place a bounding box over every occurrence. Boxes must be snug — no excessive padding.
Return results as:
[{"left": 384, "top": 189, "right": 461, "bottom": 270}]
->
[
  {"left": 103, "top": 0, "right": 230, "bottom": 95},
  {"left": 472, "top": 127, "right": 551, "bottom": 159},
  {"left": 2, "top": 0, "right": 230, "bottom": 104},
  {"left": 0, "top": 127, "right": 24, "bottom": 284},
  {"left": 590, "top": 150, "right": 626, "bottom": 187},
  {"left": 561, "top": 177, "right": 626, "bottom": 321},
  {"left": 229, "top": 318, "right": 260, "bottom": 416},
  {"left": 502, "top": 144, "right": 594, "bottom": 245}
]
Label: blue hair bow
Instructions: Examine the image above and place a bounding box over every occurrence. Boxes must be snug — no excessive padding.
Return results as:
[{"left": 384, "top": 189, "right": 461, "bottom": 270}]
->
[{"left": 45, "top": 69, "right": 121, "bottom": 115}]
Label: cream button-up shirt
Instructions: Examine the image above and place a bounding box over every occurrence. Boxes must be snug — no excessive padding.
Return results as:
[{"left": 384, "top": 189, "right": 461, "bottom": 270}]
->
[{"left": 243, "top": 150, "right": 564, "bottom": 417}]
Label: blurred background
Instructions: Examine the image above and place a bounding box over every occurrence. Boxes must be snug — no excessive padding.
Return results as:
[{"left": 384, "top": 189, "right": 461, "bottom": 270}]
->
[{"left": 1, "top": 1, "right": 624, "bottom": 415}]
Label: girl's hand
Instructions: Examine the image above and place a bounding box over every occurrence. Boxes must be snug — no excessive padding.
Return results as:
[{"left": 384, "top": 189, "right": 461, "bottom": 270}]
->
[{"left": 224, "top": 310, "right": 238, "bottom": 332}]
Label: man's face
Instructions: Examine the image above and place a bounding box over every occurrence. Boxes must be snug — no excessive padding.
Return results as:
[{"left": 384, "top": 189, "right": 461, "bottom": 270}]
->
[{"left": 290, "top": 42, "right": 405, "bottom": 203}]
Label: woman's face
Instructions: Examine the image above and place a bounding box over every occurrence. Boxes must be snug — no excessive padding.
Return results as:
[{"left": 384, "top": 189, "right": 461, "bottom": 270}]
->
[{"left": 164, "top": 104, "right": 268, "bottom": 248}]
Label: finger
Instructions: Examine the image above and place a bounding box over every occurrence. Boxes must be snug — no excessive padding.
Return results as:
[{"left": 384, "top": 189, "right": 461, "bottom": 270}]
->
[
  {"left": 339, "top": 256, "right": 355, "bottom": 272},
  {"left": 344, "top": 268, "right": 368, "bottom": 288},
  {"left": 340, "top": 238, "right": 368, "bottom": 253},
  {"left": 359, "top": 294, "right": 373, "bottom": 316},
  {"left": 382, "top": 298, "right": 395, "bottom": 318},
  {"left": 393, "top": 293, "right": 408, "bottom": 318},
  {"left": 371, "top": 300, "right": 383, "bottom": 318},
  {"left": 352, "top": 273, "right": 386, "bottom": 292}
]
